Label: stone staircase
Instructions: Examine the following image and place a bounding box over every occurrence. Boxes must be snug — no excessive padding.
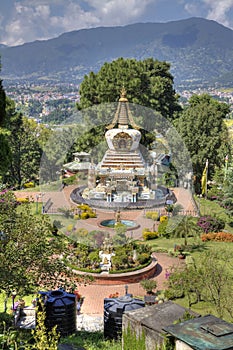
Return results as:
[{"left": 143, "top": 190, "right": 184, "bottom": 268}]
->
[
  {"left": 100, "top": 150, "right": 145, "bottom": 169},
  {"left": 15, "top": 307, "right": 103, "bottom": 332},
  {"left": 15, "top": 307, "right": 36, "bottom": 329}
]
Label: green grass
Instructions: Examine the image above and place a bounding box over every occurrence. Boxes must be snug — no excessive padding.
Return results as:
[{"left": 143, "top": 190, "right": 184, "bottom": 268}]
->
[
  {"left": 174, "top": 298, "right": 219, "bottom": 318},
  {"left": 49, "top": 214, "right": 77, "bottom": 233},
  {"left": 141, "top": 234, "right": 233, "bottom": 322},
  {"left": 16, "top": 180, "right": 63, "bottom": 192},
  {"left": 196, "top": 196, "right": 233, "bottom": 234},
  {"left": 61, "top": 331, "right": 121, "bottom": 350},
  {"left": 0, "top": 293, "right": 35, "bottom": 313}
]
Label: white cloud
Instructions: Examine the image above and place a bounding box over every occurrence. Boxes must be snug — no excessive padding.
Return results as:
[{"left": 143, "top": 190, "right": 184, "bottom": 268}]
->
[
  {"left": 184, "top": 3, "right": 200, "bottom": 17},
  {"left": 1, "top": 0, "right": 232, "bottom": 46},
  {"left": 88, "top": 0, "right": 154, "bottom": 25},
  {"left": 1, "top": 0, "right": 155, "bottom": 46},
  {"left": 50, "top": 2, "right": 100, "bottom": 32},
  {"left": 183, "top": 0, "right": 233, "bottom": 29},
  {"left": 202, "top": 0, "right": 233, "bottom": 28}
]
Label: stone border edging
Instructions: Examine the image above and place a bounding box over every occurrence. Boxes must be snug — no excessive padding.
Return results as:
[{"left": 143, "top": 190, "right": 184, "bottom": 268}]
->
[
  {"left": 97, "top": 220, "right": 140, "bottom": 231},
  {"left": 72, "top": 253, "right": 157, "bottom": 285}
]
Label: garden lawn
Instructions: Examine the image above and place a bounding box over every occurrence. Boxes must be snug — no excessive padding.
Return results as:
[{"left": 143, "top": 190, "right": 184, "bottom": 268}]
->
[
  {"left": 143, "top": 237, "right": 233, "bottom": 322},
  {"left": 143, "top": 236, "right": 233, "bottom": 261},
  {"left": 49, "top": 214, "right": 77, "bottom": 234},
  {"left": 0, "top": 293, "right": 34, "bottom": 313},
  {"left": 61, "top": 331, "right": 121, "bottom": 350},
  {"left": 196, "top": 197, "right": 233, "bottom": 234}
]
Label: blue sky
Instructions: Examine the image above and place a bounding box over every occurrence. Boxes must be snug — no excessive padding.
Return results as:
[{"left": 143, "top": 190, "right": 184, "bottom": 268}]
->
[{"left": 1, "top": 0, "right": 233, "bottom": 46}]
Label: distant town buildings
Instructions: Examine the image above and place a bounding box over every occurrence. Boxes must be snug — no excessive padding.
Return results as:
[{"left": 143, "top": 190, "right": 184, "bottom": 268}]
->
[{"left": 4, "top": 83, "right": 233, "bottom": 121}]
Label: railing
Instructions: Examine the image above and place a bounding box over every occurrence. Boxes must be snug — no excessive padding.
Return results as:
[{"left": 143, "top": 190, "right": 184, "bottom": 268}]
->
[
  {"left": 70, "top": 186, "right": 171, "bottom": 210},
  {"left": 144, "top": 208, "right": 199, "bottom": 217}
]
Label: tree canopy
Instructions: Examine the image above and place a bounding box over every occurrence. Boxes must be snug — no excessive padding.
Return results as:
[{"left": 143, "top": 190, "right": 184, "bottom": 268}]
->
[
  {"left": 77, "top": 57, "right": 181, "bottom": 121},
  {"left": 175, "top": 94, "right": 231, "bottom": 192},
  {"left": 0, "top": 66, "right": 10, "bottom": 178},
  {"left": 0, "top": 79, "right": 6, "bottom": 127},
  {"left": 2, "top": 97, "right": 51, "bottom": 187},
  {"left": 0, "top": 190, "right": 80, "bottom": 311},
  {"left": 166, "top": 248, "right": 233, "bottom": 320}
]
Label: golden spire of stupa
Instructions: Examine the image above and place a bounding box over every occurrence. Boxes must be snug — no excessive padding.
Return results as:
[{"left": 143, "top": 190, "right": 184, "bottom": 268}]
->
[
  {"left": 119, "top": 86, "right": 128, "bottom": 102},
  {"left": 106, "top": 86, "right": 140, "bottom": 130}
]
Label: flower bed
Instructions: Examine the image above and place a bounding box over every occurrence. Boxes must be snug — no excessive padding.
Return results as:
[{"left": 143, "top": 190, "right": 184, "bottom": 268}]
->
[
  {"left": 71, "top": 255, "right": 158, "bottom": 285},
  {"left": 201, "top": 231, "right": 233, "bottom": 242}
]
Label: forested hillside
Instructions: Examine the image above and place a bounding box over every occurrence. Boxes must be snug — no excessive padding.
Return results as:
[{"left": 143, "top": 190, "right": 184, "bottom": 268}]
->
[{"left": 1, "top": 17, "right": 233, "bottom": 88}]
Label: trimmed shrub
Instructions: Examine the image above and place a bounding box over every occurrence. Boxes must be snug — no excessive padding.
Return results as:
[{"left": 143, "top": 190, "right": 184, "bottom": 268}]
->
[
  {"left": 66, "top": 224, "right": 74, "bottom": 232},
  {"left": 80, "top": 212, "right": 89, "bottom": 219},
  {"left": 16, "top": 197, "right": 29, "bottom": 203},
  {"left": 111, "top": 254, "right": 129, "bottom": 269},
  {"left": 23, "top": 181, "right": 34, "bottom": 188},
  {"left": 158, "top": 220, "right": 169, "bottom": 238},
  {"left": 145, "top": 211, "right": 159, "bottom": 220},
  {"left": 87, "top": 210, "right": 96, "bottom": 218},
  {"left": 197, "top": 215, "right": 225, "bottom": 233},
  {"left": 88, "top": 251, "right": 100, "bottom": 263},
  {"left": 77, "top": 204, "right": 91, "bottom": 212},
  {"left": 160, "top": 215, "right": 168, "bottom": 223},
  {"left": 142, "top": 230, "right": 159, "bottom": 240}
]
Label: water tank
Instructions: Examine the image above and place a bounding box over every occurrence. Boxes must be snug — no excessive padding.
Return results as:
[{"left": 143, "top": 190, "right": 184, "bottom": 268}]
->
[
  {"left": 38, "top": 289, "right": 76, "bottom": 336},
  {"left": 104, "top": 295, "right": 145, "bottom": 340}
]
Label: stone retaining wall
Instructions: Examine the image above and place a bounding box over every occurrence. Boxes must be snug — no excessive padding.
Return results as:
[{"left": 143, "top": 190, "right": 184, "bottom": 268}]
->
[{"left": 72, "top": 256, "right": 157, "bottom": 285}]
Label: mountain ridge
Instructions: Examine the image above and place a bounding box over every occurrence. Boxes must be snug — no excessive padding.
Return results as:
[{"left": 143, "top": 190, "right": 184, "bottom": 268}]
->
[{"left": 1, "top": 17, "right": 233, "bottom": 88}]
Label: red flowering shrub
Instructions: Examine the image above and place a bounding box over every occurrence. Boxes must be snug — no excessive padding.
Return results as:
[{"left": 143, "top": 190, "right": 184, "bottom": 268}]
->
[
  {"left": 201, "top": 232, "right": 233, "bottom": 242},
  {"left": 109, "top": 292, "right": 119, "bottom": 298}
]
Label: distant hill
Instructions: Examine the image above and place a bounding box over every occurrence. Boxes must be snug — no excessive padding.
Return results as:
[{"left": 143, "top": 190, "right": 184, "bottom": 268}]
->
[{"left": 1, "top": 17, "right": 233, "bottom": 88}]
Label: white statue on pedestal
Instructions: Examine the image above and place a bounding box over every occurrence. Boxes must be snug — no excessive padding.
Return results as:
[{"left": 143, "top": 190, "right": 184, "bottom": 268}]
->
[{"left": 99, "top": 235, "right": 115, "bottom": 272}]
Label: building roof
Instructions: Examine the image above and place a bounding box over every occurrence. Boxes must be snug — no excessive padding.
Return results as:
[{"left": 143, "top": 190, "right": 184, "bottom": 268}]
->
[
  {"left": 73, "top": 151, "right": 90, "bottom": 157},
  {"left": 123, "top": 301, "right": 198, "bottom": 334},
  {"left": 164, "top": 314, "right": 233, "bottom": 350},
  {"left": 63, "top": 160, "right": 90, "bottom": 171}
]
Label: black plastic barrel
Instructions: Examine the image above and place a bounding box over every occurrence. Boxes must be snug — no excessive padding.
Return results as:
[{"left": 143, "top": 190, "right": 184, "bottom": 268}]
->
[
  {"left": 104, "top": 295, "right": 145, "bottom": 340},
  {"left": 38, "top": 289, "right": 76, "bottom": 336}
]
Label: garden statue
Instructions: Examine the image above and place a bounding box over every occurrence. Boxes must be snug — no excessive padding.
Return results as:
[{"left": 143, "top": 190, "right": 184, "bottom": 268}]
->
[
  {"left": 99, "top": 235, "right": 115, "bottom": 272},
  {"left": 115, "top": 209, "right": 121, "bottom": 223}
]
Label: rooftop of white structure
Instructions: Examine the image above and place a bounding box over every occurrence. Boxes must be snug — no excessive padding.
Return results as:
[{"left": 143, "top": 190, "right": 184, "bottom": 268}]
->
[{"left": 106, "top": 87, "right": 140, "bottom": 130}]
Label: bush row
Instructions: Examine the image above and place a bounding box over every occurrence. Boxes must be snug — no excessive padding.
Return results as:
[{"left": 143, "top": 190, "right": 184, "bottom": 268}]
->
[{"left": 201, "top": 232, "right": 233, "bottom": 242}]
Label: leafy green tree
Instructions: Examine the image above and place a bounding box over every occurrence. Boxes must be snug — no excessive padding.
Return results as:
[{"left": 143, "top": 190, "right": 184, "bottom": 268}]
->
[
  {"left": 166, "top": 248, "right": 233, "bottom": 319},
  {"left": 0, "top": 79, "right": 6, "bottom": 127},
  {"left": 0, "top": 190, "right": 74, "bottom": 311},
  {"left": 4, "top": 106, "right": 43, "bottom": 187},
  {"left": 0, "top": 129, "right": 11, "bottom": 178},
  {"left": 175, "top": 94, "right": 231, "bottom": 192},
  {"left": 0, "top": 95, "right": 52, "bottom": 187},
  {"left": 221, "top": 168, "right": 233, "bottom": 218},
  {"left": 77, "top": 57, "right": 181, "bottom": 121},
  {"left": 0, "top": 66, "right": 11, "bottom": 177}
]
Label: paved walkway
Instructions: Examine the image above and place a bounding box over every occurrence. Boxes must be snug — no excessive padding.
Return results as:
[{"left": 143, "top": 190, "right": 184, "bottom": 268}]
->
[
  {"left": 14, "top": 186, "right": 193, "bottom": 316},
  {"left": 76, "top": 253, "right": 184, "bottom": 316}
]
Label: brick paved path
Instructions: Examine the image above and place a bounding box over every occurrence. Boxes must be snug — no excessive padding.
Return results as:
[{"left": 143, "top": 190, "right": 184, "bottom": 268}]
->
[
  {"left": 14, "top": 186, "right": 191, "bottom": 315},
  {"left": 76, "top": 253, "right": 184, "bottom": 315}
]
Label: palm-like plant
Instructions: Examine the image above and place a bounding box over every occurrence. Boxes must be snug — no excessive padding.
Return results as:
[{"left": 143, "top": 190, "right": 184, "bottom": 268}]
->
[{"left": 173, "top": 216, "right": 201, "bottom": 246}]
